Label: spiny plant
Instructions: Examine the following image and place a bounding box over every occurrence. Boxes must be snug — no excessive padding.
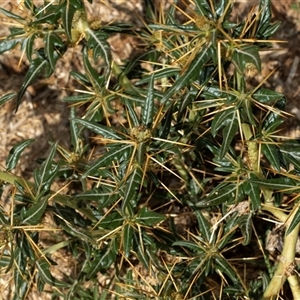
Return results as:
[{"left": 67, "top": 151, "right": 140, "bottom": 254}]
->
[{"left": 0, "top": 0, "right": 299, "bottom": 299}]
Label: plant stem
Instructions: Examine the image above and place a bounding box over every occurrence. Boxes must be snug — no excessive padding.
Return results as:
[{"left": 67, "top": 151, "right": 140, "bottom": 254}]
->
[
  {"left": 263, "top": 207, "right": 300, "bottom": 299},
  {"left": 241, "top": 123, "right": 300, "bottom": 298}
]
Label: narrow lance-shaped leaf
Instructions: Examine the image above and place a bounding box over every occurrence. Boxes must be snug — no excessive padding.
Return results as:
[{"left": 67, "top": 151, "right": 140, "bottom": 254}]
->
[
  {"left": 232, "top": 45, "right": 261, "bottom": 74},
  {"left": 159, "top": 103, "right": 173, "bottom": 139},
  {"left": 220, "top": 111, "right": 238, "bottom": 158},
  {"left": 70, "top": 107, "right": 81, "bottom": 149},
  {"left": 261, "top": 143, "right": 281, "bottom": 172},
  {"left": 25, "top": 33, "right": 38, "bottom": 62},
  {"left": 13, "top": 248, "right": 28, "bottom": 300},
  {"left": 59, "top": 219, "right": 96, "bottom": 246},
  {"left": 0, "top": 7, "right": 26, "bottom": 20},
  {"left": 257, "top": 0, "right": 271, "bottom": 35},
  {"left": 21, "top": 196, "right": 49, "bottom": 225},
  {"left": 6, "top": 139, "right": 34, "bottom": 171},
  {"left": 123, "top": 224, "right": 134, "bottom": 257},
  {"left": 249, "top": 177, "right": 300, "bottom": 193},
  {"left": 238, "top": 213, "right": 253, "bottom": 245},
  {"left": 160, "top": 44, "right": 213, "bottom": 104},
  {"left": 34, "top": 143, "right": 58, "bottom": 196},
  {"left": 211, "top": 107, "right": 236, "bottom": 137},
  {"left": 136, "top": 207, "right": 166, "bottom": 226},
  {"left": 82, "top": 144, "right": 133, "bottom": 178},
  {"left": 74, "top": 118, "right": 124, "bottom": 140},
  {"left": 87, "top": 246, "right": 116, "bottom": 280},
  {"left": 0, "top": 92, "right": 15, "bottom": 107},
  {"left": 0, "top": 38, "right": 23, "bottom": 55},
  {"left": 214, "top": 255, "right": 242, "bottom": 285},
  {"left": 16, "top": 57, "right": 50, "bottom": 110},
  {"left": 244, "top": 97, "right": 256, "bottom": 126},
  {"left": 44, "top": 32, "right": 64, "bottom": 70},
  {"left": 142, "top": 74, "right": 154, "bottom": 127},
  {"left": 194, "top": 209, "right": 211, "bottom": 241},
  {"left": 244, "top": 180, "right": 261, "bottom": 211},
  {"left": 122, "top": 167, "right": 143, "bottom": 214},
  {"left": 82, "top": 46, "right": 103, "bottom": 91},
  {"left": 286, "top": 207, "right": 300, "bottom": 235},
  {"left": 197, "top": 184, "right": 243, "bottom": 207},
  {"left": 36, "top": 259, "right": 68, "bottom": 288},
  {"left": 87, "top": 31, "right": 111, "bottom": 71},
  {"left": 61, "top": 0, "right": 76, "bottom": 41},
  {"left": 252, "top": 88, "right": 283, "bottom": 104},
  {"left": 125, "top": 99, "right": 140, "bottom": 127}
]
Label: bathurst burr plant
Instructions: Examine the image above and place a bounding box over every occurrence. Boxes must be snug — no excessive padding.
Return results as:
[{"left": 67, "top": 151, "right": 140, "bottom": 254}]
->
[{"left": 0, "top": 0, "right": 299, "bottom": 299}]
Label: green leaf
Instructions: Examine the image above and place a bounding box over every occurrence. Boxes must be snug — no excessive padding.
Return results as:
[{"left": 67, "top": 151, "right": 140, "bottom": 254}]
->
[
  {"left": 74, "top": 187, "right": 118, "bottom": 209},
  {"left": 280, "top": 144, "right": 300, "bottom": 171},
  {"left": 25, "top": 33, "right": 38, "bottom": 61},
  {"left": 159, "top": 103, "right": 173, "bottom": 139},
  {"left": 82, "top": 46, "right": 104, "bottom": 91},
  {"left": 34, "top": 143, "right": 58, "bottom": 196},
  {"left": 193, "top": 0, "right": 212, "bottom": 17},
  {"left": 220, "top": 112, "right": 238, "bottom": 158},
  {"left": 125, "top": 100, "right": 140, "bottom": 127},
  {"left": 87, "top": 31, "right": 111, "bottom": 70},
  {"left": 252, "top": 88, "right": 283, "bottom": 104},
  {"left": 6, "top": 139, "right": 34, "bottom": 171},
  {"left": 214, "top": 255, "right": 241, "bottom": 285},
  {"left": 244, "top": 97, "right": 256, "bottom": 126},
  {"left": 194, "top": 209, "right": 211, "bottom": 241},
  {"left": 123, "top": 224, "right": 134, "bottom": 257},
  {"left": 74, "top": 118, "right": 124, "bottom": 140},
  {"left": 61, "top": 1, "right": 77, "bottom": 41},
  {"left": 286, "top": 207, "right": 300, "bottom": 235},
  {"left": 244, "top": 180, "right": 261, "bottom": 211},
  {"left": 250, "top": 177, "right": 300, "bottom": 193},
  {"left": 69, "top": 107, "right": 81, "bottom": 149},
  {"left": 238, "top": 214, "right": 253, "bottom": 245},
  {"left": 0, "top": 37, "right": 23, "bottom": 55},
  {"left": 36, "top": 259, "right": 68, "bottom": 288},
  {"left": 172, "top": 240, "right": 202, "bottom": 252},
  {"left": 261, "top": 143, "right": 281, "bottom": 172},
  {"left": 82, "top": 144, "right": 133, "bottom": 178},
  {"left": 134, "top": 235, "right": 149, "bottom": 268},
  {"left": 142, "top": 74, "right": 154, "bottom": 127},
  {"left": 98, "top": 211, "right": 123, "bottom": 230},
  {"left": 16, "top": 57, "right": 50, "bottom": 110},
  {"left": 59, "top": 220, "right": 96, "bottom": 246},
  {"left": 63, "top": 94, "right": 92, "bottom": 103},
  {"left": 21, "top": 196, "right": 48, "bottom": 225},
  {"left": 160, "top": 44, "right": 213, "bottom": 104},
  {"left": 232, "top": 45, "right": 261, "bottom": 74},
  {"left": 44, "top": 32, "right": 64, "bottom": 70},
  {"left": 136, "top": 207, "right": 166, "bottom": 226},
  {"left": 0, "top": 7, "right": 26, "bottom": 21},
  {"left": 197, "top": 184, "right": 244, "bottom": 207},
  {"left": 136, "top": 68, "right": 179, "bottom": 86},
  {"left": 0, "top": 92, "right": 15, "bottom": 107},
  {"left": 262, "top": 22, "right": 281, "bottom": 38},
  {"left": 13, "top": 248, "right": 28, "bottom": 300},
  {"left": 211, "top": 108, "right": 238, "bottom": 158},
  {"left": 122, "top": 167, "right": 143, "bottom": 214},
  {"left": 257, "top": 0, "right": 272, "bottom": 36},
  {"left": 211, "top": 107, "right": 236, "bottom": 137},
  {"left": 87, "top": 246, "right": 116, "bottom": 279}
]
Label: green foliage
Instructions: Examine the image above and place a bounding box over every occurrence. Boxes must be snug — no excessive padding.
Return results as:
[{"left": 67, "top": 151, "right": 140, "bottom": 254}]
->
[{"left": 0, "top": 0, "right": 299, "bottom": 299}]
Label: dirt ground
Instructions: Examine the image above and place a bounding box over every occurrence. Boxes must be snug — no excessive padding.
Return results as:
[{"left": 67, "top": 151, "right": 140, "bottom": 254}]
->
[{"left": 0, "top": 0, "right": 300, "bottom": 299}]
